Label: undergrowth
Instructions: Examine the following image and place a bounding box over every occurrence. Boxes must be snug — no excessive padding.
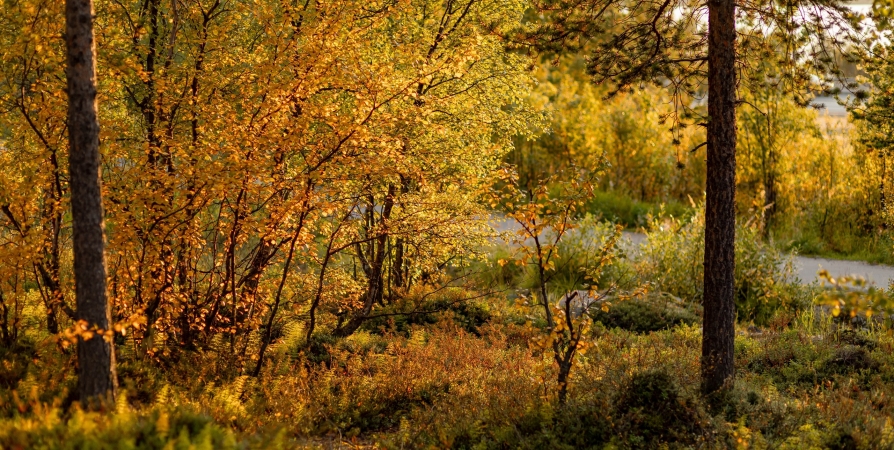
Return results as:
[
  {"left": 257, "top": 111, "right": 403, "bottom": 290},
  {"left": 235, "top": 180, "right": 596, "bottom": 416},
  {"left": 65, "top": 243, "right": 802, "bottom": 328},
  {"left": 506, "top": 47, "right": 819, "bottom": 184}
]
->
[
  {"left": 5, "top": 310, "right": 894, "bottom": 448},
  {"left": 3, "top": 215, "right": 894, "bottom": 449}
]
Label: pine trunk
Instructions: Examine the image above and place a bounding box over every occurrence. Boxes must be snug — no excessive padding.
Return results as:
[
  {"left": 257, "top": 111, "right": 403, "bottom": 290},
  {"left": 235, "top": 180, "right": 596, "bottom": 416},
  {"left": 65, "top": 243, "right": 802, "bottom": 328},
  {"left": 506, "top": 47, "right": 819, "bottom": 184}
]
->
[
  {"left": 66, "top": 0, "right": 117, "bottom": 404},
  {"left": 702, "top": 0, "right": 737, "bottom": 395}
]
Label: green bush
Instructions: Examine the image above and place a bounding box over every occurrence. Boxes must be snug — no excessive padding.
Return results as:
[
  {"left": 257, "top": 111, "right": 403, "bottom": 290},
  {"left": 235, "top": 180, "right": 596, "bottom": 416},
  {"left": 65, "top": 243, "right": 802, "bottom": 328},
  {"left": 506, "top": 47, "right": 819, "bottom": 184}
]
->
[
  {"left": 547, "top": 399, "right": 613, "bottom": 449},
  {"left": 589, "top": 293, "right": 699, "bottom": 333},
  {"left": 585, "top": 190, "right": 692, "bottom": 229},
  {"left": 612, "top": 370, "right": 707, "bottom": 448},
  {"left": 359, "top": 290, "right": 492, "bottom": 337},
  {"left": 634, "top": 205, "right": 804, "bottom": 326},
  {"left": 823, "top": 346, "right": 879, "bottom": 376}
]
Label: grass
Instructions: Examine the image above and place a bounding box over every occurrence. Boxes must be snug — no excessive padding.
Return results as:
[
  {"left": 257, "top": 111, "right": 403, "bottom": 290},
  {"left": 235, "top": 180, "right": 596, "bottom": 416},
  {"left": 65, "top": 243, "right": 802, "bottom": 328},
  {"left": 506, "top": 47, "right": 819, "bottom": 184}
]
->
[
  {"left": 780, "top": 232, "right": 894, "bottom": 266},
  {"left": 583, "top": 189, "right": 693, "bottom": 230}
]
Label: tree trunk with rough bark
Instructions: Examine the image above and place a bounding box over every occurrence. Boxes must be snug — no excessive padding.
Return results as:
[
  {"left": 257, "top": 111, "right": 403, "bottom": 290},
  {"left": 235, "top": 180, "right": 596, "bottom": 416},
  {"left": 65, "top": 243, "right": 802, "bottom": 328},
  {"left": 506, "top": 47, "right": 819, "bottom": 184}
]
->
[
  {"left": 702, "top": 0, "right": 737, "bottom": 395},
  {"left": 66, "top": 0, "right": 117, "bottom": 405}
]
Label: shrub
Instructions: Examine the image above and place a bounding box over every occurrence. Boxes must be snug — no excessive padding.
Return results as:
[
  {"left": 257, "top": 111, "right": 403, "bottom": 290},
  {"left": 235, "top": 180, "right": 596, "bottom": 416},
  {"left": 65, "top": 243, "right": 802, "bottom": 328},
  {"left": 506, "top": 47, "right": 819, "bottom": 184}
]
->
[
  {"left": 823, "top": 346, "right": 879, "bottom": 375},
  {"left": 360, "top": 294, "right": 491, "bottom": 337},
  {"left": 481, "top": 214, "right": 629, "bottom": 296},
  {"left": 546, "top": 398, "right": 613, "bottom": 449},
  {"left": 589, "top": 293, "right": 699, "bottom": 333},
  {"left": 549, "top": 214, "right": 632, "bottom": 292},
  {"left": 254, "top": 322, "right": 551, "bottom": 441},
  {"left": 0, "top": 339, "right": 35, "bottom": 390},
  {"left": 585, "top": 190, "right": 693, "bottom": 229},
  {"left": 612, "top": 370, "right": 707, "bottom": 448},
  {"left": 634, "top": 204, "right": 803, "bottom": 325}
]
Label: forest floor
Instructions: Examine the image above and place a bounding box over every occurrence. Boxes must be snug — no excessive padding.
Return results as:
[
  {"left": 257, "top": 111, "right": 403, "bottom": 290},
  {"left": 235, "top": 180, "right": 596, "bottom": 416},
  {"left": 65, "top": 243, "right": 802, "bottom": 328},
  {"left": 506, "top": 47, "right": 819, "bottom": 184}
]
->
[
  {"left": 3, "top": 215, "right": 892, "bottom": 449},
  {"left": 5, "top": 227, "right": 886, "bottom": 445}
]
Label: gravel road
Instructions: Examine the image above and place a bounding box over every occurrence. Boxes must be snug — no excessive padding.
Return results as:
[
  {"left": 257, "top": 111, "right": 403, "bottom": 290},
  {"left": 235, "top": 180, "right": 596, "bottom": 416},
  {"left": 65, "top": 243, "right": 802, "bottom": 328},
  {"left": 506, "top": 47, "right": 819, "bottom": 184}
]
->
[
  {"left": 622, "top": 231, "right": 894, "bottom": 287},
  {"left": 491, "top": 215, "right": 894, "bottom": 288}
]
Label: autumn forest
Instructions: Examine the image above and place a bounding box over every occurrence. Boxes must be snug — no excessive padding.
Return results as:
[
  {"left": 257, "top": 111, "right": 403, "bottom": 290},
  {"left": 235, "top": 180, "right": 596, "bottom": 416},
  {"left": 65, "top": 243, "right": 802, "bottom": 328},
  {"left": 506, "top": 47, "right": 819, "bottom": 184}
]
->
[{"left": 2, "top": 0, "right": 894, "bottom": 447}]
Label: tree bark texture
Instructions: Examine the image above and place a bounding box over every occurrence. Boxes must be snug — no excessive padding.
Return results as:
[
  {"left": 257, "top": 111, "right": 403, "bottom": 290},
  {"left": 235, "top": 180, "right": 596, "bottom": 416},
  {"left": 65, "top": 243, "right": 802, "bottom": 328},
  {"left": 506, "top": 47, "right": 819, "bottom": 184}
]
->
[
  {"left": 66, "top": 0, "right": 118, "bottom": 403},
  {"left": 702, "top": 0, "right": 737, "bottom": 395}
]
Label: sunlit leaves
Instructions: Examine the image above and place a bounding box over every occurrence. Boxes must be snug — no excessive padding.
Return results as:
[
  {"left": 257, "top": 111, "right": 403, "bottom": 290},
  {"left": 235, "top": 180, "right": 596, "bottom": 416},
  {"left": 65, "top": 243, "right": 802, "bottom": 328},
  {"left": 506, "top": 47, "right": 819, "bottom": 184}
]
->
[
  {"left": 817, "top": 270, "right": 894, "bottom": 319},
  {"left": 0, "top": 0, "right": 543, "bottom": 355}
]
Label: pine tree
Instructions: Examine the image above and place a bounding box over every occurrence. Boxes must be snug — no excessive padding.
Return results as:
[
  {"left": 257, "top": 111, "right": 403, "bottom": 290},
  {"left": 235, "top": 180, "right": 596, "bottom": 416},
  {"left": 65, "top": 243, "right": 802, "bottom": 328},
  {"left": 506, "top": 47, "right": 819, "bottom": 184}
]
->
[
  {"left": 65, "top": 0, "right": 117, "bottom": 404},
  {"left": 526, "top": 0, "right": 866, "bottom": 394}
]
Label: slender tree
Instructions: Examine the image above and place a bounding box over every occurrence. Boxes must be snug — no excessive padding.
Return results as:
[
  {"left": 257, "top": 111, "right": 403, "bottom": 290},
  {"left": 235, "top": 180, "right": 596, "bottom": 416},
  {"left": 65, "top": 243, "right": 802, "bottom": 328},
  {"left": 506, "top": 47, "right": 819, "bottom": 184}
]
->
[{"left": 65, "top": 0, "right": 117, "bottom": 403}]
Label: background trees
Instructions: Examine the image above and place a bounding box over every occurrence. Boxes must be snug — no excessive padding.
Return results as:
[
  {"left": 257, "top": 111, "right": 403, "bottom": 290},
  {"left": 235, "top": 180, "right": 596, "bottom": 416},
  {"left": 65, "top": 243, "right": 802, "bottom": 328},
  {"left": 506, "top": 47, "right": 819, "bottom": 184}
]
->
[{"left": 851, "top": 36, "right": 894, "bottom": 233}]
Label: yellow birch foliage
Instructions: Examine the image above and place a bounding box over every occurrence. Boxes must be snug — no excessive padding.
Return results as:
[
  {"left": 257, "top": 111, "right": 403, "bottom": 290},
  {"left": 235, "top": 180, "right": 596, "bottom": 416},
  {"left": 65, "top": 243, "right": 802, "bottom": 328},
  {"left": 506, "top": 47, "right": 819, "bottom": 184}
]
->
[{"left": 0, "top": 0, "right": 543, "bottom": 357}]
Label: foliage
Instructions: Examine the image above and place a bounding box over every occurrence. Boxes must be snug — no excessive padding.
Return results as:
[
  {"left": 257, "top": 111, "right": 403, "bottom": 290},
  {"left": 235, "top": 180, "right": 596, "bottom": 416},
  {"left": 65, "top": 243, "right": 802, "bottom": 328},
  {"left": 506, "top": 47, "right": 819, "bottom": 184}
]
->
[
  {"left": 737, "top": 71, "right": 826, "bottom": 236},
  {"left": 527, "top": 0, "right": 868, "bottom": 133},
  {"left": 4, "top": 0, "right": 894, "bottom": 447},
  {"left": 849, "top": 25, "right": 894, "bottom": 242},
  {"left": 0, "top": 0, "right": 543, "bottom": 366},
  {"left": 508, "top": 55, "right": 706, "bottom": 211},
  {"left": 0, "top": 403, "right": 287, "bottom": 449},
  {"left": 634, "top": 204, "right": 805, "bottom": 326},
  {"left": 589, "top": 292, "right": 699, "bottom": 333},
  {"left": 511, "top": 50, "right": 886, "bottom": 263},
  {"left": 815, "top": 271, "right": 894, "bottom": 325}
]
